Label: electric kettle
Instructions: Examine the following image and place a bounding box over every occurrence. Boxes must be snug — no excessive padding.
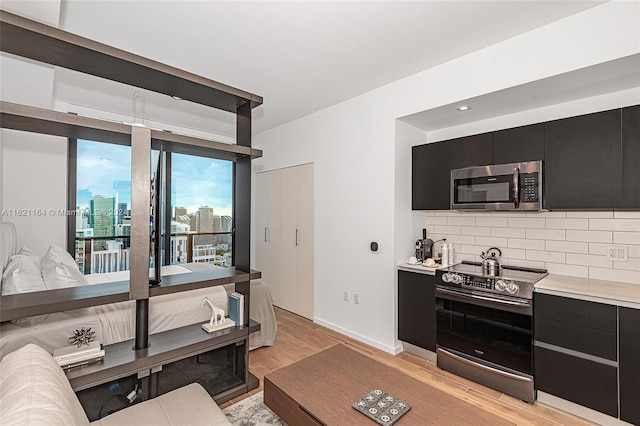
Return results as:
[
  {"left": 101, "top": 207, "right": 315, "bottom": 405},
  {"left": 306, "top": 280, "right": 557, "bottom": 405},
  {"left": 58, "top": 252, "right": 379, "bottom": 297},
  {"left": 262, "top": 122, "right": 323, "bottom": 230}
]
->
[{"left": 481, "top": 247, "right": 502, "bottom": 276}]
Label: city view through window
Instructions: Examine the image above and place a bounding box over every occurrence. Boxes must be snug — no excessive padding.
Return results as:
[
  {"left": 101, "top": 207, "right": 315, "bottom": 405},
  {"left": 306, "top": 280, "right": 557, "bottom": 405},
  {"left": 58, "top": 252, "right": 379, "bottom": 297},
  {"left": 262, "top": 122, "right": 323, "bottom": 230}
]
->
[{"left": 74, "top": 140, "right": 233, "bottom": 274}]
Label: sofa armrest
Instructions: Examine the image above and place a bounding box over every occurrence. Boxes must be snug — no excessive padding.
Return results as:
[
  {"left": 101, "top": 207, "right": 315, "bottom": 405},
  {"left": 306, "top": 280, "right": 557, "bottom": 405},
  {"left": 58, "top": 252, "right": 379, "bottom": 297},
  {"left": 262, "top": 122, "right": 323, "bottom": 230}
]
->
[{"left": 91, "top": 383, "right": 231, "bottom": 426}]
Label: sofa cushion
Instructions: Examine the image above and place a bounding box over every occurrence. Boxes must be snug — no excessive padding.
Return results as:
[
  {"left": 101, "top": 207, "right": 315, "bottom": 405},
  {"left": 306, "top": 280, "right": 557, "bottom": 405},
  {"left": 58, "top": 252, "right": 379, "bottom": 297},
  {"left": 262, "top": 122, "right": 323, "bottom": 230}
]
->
[
  {"left": 91, "top": 383, "right": 232, "bottom": 426},
  {"left": 0, "top": 343, "right": 90, "bottom": 426}
]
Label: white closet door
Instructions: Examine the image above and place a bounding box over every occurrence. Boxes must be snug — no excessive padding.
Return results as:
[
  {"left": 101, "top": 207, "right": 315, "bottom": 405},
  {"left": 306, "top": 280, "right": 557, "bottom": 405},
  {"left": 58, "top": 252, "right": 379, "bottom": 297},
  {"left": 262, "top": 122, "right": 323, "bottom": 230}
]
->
[
  {"left": 254, "top": 170, "right": 283, "bottom": 307},
  {"left": 279, "top": 167, "right": 298, "bottom": 313},
  {"left": 291, "top": 164, "right": 314, "bottom": 320}
]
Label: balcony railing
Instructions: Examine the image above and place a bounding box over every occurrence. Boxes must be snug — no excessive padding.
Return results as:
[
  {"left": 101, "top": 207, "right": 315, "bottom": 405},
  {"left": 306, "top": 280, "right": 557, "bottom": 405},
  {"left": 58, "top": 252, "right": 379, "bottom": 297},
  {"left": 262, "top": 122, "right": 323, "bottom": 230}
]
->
[{"left": 75, "top": 231, "right": 232, "bottom": 274}]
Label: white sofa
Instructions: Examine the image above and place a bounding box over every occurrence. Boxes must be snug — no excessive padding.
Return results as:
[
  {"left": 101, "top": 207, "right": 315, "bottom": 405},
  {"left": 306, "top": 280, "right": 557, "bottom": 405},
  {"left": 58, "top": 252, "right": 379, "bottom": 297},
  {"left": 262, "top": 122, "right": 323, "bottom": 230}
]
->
[{"left": 0, "top": 344, "right": 232, "bottom": 426}]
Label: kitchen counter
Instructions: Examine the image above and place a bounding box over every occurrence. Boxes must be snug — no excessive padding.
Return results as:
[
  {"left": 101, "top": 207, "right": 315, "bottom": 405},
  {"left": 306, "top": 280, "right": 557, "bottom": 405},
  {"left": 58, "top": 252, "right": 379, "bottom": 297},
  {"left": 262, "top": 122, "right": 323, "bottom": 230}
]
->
[
  {"left": 397, "top": 262, "right": 453, "bottom": 275},
  {"left": 535, "top": 274, "right": 640, "bottom": 309}
]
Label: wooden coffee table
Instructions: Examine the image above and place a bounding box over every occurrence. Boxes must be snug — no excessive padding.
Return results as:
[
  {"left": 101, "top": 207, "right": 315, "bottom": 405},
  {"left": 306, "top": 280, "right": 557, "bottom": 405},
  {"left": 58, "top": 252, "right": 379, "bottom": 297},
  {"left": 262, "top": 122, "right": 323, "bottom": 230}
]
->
[{"left": 264, "top": 344, "right": 513, "bottom": 425}]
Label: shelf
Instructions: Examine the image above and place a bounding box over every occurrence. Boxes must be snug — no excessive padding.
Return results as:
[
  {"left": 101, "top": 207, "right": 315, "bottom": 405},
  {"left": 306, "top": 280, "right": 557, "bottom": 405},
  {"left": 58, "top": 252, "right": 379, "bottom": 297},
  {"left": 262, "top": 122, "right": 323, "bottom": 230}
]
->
[
  {"left": 0, "top": 268, "right": 262, "bottom": 322},
  {"left": 0, "top": 101, "right": 263, "bottom": 160},
  {"left": 0, "top": 11, "right": 262, "bottom": 113},
  {"left": 66, "top": 320, "right": 260, "bottom": 391}
]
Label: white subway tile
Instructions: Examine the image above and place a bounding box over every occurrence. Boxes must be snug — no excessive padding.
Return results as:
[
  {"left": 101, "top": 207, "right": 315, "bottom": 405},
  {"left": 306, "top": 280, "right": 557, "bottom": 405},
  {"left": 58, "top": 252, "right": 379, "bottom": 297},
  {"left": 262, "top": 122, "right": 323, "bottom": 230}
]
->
[
  {"left": 491, "top": 227, "right": 526, "bottom": 238},
  {"left": 590, "top": 219, "right": 640, "bottom": 232},
  {"left": 546, "top": 263, "right": 589, "bottom": 278},
  {"left": 614, "top": 258, "right": 640, "bottom": 272},
  {"left": 434, "top": 225, "right": 461, "bottom": 235},
  {"left": 566, "top": 253, "right": 613, "bottom": 268},
  {"left": 546, "top": 219, "right": 589, "bottom": 230},
  {"left": 460, "top": 226, "right": 491, "bottom": 236},
  {"left": 512, "top": 259, "right": 546, "bottom": 269},
  {"left": 629, "top": 246, "right": 640, "bottom": 258},
  {"left": 527, "top": 250, "right": 566, "bottom": 264},
  {"left": 614, "top": 232, "right": 640, "bottom": 245},
  {"left": 589, "top": 267, "right": 640, "bottom": 285},
  {"left": 490, "top": 212, "right": 522, "bottom": 217},
  {"left": 426, "top": 216, "right": 449, "bottom": 225},
  {"left": 614, "top": 211, "right": 640, "bottom": 219},
  {"left": 546, "top": 241, "right": 589, "bottom": 254},
  {"left": 588, "top": 243, "right": 612, "bottom": 256},
  {"left": 425, "top": 211, "right": 437, "bottom": 217},
  {"left": 508, "top": 218, "right": 546, "bottom": 229},
  {"left": 426, "top": 225, "right": 436, "bottom": 235},
  {"left": 526, "top": 229, "right": 566, "bottom": 241},
  {"left": 448, "top": 235, "right": 476, "bottom": 245},
  {"left": 566, "top": 230, "right": 613, "bottom": 243},
  {"left": 475, "top": 236, "right": 508, "bottom": 248},
  {"left": 476, "top": 217, "right": 508, "bottom": 227},
  {"left": 500, "top": 248, "right": 527, "bottom": 260},
  {"left": 527, "top": 211, "right": 567, "bottom": 218},
  {"left": 434, "top": 211, "right": 454, "bottom": 216},
  {"left": 448, "top": 216, "right": 476, "bottom": 226},
  {"left": 567, "top": 211, "right": 614, "bottom": 219},
  {"left": 459, "top": 245, "right": 485, "bottom": 255},
  {"left": 508, "top": 238, "right": 546, "bottom": 250}
]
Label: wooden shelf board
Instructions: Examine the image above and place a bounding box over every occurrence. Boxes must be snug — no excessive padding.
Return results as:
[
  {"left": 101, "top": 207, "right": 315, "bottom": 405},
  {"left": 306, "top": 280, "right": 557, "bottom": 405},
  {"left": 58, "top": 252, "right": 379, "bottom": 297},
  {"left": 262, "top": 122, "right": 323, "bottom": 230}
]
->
[{"left": 0, "top": 11, "right": 262, "bottom": 113}]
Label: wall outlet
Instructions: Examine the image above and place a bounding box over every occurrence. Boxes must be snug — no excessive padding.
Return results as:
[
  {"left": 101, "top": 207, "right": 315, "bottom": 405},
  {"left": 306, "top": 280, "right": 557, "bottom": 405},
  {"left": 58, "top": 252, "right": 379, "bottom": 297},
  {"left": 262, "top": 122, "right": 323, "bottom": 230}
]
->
[
  {"left": 343, "top": 290, "right": 349, "bottom": 302},
  {"left": 354, "top": 292, "right": 360, "bottom": 305},
  {"left": 606, "top": 245, "right": 628, "bottom": 262}
]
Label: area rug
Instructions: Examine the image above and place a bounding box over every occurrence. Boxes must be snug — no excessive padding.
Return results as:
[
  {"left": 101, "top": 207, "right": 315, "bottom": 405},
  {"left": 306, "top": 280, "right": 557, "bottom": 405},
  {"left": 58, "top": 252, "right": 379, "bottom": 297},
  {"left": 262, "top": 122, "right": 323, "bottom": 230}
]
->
[{"left": 223, "top": 391, "right": 287, "bottom": 426}]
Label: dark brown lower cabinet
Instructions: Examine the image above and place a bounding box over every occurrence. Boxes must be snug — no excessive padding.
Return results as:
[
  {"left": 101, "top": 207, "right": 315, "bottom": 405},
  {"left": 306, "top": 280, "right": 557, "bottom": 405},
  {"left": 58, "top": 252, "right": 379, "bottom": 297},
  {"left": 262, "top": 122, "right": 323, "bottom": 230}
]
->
[
  {"left": 619, "top": 307, "right": 640, "bottom": 425},
  {"left": 398, "top": 270, "right": 436, "bottom": 351},
  {"left": 534, "top": 346, "right": 618, "bottom": 418}
]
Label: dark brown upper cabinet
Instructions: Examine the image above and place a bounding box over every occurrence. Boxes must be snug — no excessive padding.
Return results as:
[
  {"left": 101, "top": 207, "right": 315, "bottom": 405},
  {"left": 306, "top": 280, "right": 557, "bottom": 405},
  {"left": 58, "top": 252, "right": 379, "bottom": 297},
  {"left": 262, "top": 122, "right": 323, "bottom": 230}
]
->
[
  {"left": 544, "top": 108, "right": 622, "bottom": 210},
  {"left": 622, "top": 105, "right": 640, "bottom": 209},
  {"left": 493, "top": 123, "right": 544, "bottom": 164},
  {"left": 450, "top": 132, "right": 494, "bottom": 169},
  {"left": 412, "top": 141, "right": 451, "bottom": 210}
]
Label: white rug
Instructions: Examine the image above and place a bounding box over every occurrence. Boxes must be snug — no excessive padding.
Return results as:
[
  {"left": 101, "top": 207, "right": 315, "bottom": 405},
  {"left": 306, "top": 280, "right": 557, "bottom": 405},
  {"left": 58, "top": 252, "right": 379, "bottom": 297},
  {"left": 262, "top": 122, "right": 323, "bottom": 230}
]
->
[{"left": 223, "top": 391, "right": 287, "bottom": 426}]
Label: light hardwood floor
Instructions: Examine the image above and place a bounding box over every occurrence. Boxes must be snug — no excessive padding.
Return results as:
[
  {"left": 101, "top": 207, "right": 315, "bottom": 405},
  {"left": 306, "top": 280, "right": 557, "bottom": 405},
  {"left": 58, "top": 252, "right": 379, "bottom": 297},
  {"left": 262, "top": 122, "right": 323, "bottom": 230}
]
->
[{"left": 221, "top": 307, "right": 596, "bottom": 425}]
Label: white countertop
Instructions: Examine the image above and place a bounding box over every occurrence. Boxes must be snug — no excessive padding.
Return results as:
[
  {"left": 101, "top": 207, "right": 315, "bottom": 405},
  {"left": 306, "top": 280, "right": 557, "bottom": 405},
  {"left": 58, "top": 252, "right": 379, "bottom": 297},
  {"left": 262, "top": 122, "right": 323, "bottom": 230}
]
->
[
  {"left": 397, "top": 262, "right": 453, "bottom": 275},
  {"left": 535, "top": 274, "right": 640, "bottom": 309}
]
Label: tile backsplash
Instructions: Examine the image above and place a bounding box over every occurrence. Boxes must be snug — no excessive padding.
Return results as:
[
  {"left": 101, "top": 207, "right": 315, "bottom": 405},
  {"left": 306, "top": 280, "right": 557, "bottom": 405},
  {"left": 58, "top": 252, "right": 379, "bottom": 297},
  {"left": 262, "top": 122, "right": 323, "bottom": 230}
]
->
[{"left": 424, "top": 211, "right": 640, "bottom": 285}]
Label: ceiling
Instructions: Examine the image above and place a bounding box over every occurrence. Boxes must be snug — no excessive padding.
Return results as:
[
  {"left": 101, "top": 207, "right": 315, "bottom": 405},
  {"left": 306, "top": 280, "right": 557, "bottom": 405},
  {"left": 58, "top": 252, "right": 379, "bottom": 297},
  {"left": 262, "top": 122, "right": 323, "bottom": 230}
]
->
[{"left": 9, "top": 1, "right": 613, "bottom": 136}]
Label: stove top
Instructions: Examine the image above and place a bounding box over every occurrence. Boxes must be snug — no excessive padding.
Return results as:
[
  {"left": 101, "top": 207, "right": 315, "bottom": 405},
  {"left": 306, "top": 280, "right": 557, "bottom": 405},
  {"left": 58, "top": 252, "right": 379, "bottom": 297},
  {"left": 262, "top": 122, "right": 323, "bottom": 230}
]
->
[{"left": 435, "top": 261, "right": 548, "bottom": 300}]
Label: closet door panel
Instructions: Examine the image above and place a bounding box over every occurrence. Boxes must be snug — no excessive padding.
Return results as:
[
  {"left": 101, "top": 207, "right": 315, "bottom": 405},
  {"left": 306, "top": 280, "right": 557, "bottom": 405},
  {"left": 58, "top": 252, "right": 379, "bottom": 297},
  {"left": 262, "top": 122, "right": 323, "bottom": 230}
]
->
[
  {"left": 292, "top": 164, "right": 314, "bottom": 320},
  {"left": 280, "top": 168, "right": 298, "bottom": 313}
]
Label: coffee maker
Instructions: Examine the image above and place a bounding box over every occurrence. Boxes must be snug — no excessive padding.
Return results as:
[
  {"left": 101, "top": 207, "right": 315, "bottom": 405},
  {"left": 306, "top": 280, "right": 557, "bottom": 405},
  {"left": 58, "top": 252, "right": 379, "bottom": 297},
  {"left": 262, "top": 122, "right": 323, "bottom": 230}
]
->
[{"left": 415, "top": 229, "right": 434, "bottom": 262}]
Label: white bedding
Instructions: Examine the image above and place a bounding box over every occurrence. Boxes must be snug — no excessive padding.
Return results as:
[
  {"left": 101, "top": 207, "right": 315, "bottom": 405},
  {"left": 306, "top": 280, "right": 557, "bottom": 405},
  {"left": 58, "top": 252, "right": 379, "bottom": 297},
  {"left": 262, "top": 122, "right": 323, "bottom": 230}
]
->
[{"left": 0, "top": 265, "right": 228, "bottom": 359}]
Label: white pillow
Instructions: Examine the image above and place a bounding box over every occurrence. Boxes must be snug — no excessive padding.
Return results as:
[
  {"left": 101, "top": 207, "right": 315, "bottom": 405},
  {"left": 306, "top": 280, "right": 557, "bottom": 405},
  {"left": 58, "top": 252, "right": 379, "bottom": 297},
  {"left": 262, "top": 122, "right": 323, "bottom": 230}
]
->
[
  {"left": 42, "top": 244, "right": 88, "bottom": 290},
  {"left": 1, "top": 222, "right": 18, "bottom": 275},
  {"left": 1, "top": 246, "right": 46, "bottom": 295}
]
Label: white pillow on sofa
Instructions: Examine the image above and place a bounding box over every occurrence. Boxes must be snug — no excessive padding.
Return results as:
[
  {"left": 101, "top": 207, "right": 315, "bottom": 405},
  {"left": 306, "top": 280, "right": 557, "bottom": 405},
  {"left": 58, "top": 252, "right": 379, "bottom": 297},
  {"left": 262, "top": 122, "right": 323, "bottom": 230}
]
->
[
  {"left": 42, "top": 244, "right": 88, "bottom": 290},
  {"left": 1, "top": 246, "right": 47, "bottom": 295}
]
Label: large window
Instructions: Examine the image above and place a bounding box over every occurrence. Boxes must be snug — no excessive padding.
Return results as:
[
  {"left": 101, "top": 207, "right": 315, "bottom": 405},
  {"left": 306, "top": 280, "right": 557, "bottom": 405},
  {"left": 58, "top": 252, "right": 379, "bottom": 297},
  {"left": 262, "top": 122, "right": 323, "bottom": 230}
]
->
[{"left": 71, "top": 139, "right": 234, "bottom": 274}]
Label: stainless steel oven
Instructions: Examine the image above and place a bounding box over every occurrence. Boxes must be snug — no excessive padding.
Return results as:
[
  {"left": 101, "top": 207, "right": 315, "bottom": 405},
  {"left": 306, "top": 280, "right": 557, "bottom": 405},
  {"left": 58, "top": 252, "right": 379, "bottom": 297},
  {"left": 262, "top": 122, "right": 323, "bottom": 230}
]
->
[
  {"left": 451, "top": 160, "right": 542, "bottom": 211},
  {"left": 434, "top": 262, "right": 547, "bottom": 403}
]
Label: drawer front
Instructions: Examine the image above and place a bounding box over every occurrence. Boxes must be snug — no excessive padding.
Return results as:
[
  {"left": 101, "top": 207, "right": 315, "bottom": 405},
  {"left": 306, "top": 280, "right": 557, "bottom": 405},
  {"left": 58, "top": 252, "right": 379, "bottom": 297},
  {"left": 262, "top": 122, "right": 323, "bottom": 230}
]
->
[
  {"left": 264, "top": 378, "right": 323, "bottom": 426},
  {"left": 619, "top": 307, "right": 640, "bottom": 425},
  {"left": 534, "top": 346, "right": 618, "bottom": 418},
  {"left": 535, "top": 293, "right": 617, "bottom": 332},
  {"left": 534, "top": 316, "right": 617, "bottom": 360}
]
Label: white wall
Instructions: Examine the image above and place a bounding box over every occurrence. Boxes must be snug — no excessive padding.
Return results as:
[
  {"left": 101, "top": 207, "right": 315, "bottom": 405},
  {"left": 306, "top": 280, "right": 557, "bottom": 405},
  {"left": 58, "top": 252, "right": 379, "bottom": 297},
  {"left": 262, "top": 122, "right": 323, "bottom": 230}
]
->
[{"left": 252, "top": 1, "right": 640, "bottom": 353}]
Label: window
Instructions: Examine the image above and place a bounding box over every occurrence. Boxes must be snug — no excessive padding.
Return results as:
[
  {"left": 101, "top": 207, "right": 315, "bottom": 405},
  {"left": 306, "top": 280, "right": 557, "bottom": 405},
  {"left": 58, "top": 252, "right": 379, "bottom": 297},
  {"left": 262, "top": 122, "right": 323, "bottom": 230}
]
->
[{"left": 70, "top": 139, "right": 234, "bottom": 274}]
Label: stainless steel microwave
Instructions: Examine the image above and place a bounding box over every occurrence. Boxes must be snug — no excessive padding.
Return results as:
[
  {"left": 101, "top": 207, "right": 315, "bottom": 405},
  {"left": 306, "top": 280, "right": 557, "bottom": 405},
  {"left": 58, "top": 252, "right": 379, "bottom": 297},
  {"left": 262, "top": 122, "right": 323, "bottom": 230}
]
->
[{"left": 451, "top": 160, "right": 542, "bottom": 211}]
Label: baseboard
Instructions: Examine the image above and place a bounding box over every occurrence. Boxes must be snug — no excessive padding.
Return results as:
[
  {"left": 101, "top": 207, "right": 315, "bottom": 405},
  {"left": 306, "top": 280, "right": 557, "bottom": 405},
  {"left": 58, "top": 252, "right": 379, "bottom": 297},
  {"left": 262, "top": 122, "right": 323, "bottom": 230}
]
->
[
  {"left": 537, "top": 391, "right": 633, "bottom": 426},
  {"left": 313, "top": 317, "right": 400, "bottom": 355}
]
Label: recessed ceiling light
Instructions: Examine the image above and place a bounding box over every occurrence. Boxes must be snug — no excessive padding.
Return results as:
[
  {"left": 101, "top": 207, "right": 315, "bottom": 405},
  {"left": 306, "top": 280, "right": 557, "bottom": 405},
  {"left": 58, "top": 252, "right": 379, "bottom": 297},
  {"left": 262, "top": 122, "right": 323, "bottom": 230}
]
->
[{"left": 456, "top": 105, "right": 471, "bottom": 112}]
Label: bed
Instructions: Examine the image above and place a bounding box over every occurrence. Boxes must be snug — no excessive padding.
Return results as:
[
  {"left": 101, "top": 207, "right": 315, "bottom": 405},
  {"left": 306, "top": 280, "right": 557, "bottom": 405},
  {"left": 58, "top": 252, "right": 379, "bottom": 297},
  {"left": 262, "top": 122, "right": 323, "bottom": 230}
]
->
[{"left": 0, "top": 222, "right": 277, "bottom": 359}]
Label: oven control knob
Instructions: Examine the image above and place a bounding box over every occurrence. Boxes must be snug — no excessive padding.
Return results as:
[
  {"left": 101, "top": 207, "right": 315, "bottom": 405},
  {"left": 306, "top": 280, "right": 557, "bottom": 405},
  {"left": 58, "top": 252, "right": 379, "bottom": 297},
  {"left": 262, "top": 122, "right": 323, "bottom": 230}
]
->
[
  {"left": 495, "top": 280, "right": 507, "bottom": 292},
  {"left": 506, "top": 281, "right": 519, "bottom": 295},
  {"left": 442, "top": 273, "right": 462, "bottom": 284}
]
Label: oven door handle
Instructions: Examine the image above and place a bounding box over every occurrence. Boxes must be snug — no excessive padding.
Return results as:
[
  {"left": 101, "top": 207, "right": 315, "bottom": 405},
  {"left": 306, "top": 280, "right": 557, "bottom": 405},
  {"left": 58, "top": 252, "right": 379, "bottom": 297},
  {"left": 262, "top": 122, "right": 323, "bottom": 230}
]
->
[{"left": 436, "top": 287, "right": 531, "bottom": 309}]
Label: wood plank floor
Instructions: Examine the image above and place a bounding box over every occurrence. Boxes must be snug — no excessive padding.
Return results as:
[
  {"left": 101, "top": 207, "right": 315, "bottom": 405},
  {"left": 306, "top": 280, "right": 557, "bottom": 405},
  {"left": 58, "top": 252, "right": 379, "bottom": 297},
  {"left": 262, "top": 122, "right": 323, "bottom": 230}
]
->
[{"left": 221, "top": 307, "right": 596, "bottom": 425}]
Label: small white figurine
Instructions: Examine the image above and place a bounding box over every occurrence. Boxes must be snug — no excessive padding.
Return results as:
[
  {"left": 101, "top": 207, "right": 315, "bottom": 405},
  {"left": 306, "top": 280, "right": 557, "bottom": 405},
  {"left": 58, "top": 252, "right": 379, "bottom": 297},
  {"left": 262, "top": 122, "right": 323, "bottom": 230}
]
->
[{"left": 202, "top": 297, "right": 225, "bottom": 327}]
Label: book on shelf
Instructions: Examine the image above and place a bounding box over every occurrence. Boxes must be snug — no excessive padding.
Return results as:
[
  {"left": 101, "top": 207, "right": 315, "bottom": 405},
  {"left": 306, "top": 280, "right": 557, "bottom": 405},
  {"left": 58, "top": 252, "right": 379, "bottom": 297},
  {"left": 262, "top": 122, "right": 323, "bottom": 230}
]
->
[
  {"left": 228, "top": 292, "right": 244, "bottom": 326},
  {"left": 53, "top": 341, "right": 104, "bottom": 369}
]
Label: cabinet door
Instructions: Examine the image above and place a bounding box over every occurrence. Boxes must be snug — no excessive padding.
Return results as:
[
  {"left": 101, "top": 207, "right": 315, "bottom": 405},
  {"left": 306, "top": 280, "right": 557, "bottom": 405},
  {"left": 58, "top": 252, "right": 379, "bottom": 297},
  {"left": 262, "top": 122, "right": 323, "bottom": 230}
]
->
[
  {"left": 450, "top": 133, "right": 493, "bottom": 169},
  {"left": 398, "top": 270, "right": 436, "bottom": 351},
  {"left": 412, "top": 142, "right": 451, "bottom": 210},
  {"left": 534, "top": 346, "right": 618, "bottom": 418},
  {"left": 622, "top": 105, "right": 640, "bottom": 208},
  {"left": 493, "top": 123, "right": 544, "bottom": 164},
  {"left": 280, "top": 168, "right": 299, "bottom": 314},
  {"left": 254, "top": 170, "right": 283, "bottom": 307},
  {"left": 619, "top": 307, "right": 640, "bottom": 425},
  {"left": 544, "top": 108, "right": 622, "bottom": 209}
]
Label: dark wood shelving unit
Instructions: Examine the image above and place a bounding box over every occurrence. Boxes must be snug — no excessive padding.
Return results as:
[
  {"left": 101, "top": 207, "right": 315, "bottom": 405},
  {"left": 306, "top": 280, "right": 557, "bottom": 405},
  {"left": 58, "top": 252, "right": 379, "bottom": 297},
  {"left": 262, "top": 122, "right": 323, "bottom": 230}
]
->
[{"left": 0, "top": 9, "right": 262, "bottom": 406}]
